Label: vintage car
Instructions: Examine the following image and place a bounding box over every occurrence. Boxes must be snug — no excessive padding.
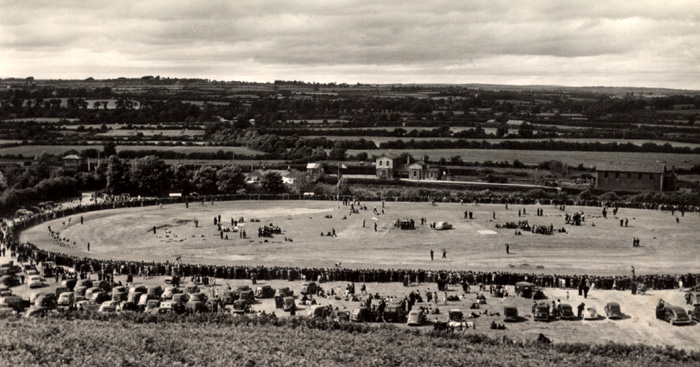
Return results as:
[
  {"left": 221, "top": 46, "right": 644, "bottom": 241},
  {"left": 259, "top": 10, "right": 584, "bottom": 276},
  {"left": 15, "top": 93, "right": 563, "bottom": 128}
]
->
[
  {"left": 118, "top": 301, "right": 139, "bottom": 312},
  {"left": 534, "top": 304, "right": 550, "bottom": 322},
  {"left": 34, "top": 294, "right": 57, "bottom": 309},
  {"left": 307, "top": 305, "right": 331, "bottom": 318},
  {"left": 334, "top": 310, "right": 351, "bottom": 322},
  {"left": 514, "top": 282, "right": 537, "bottom": 298},
  {"left": 184, "top": 285, "right": 200, "bottom": 295},
  {"left": 689, "top": 305, "right": 700, "bottom": 322},
  {"left": 98, "top": 301, "right": 119, "bottom": 313},
  {"left": 504, "top": 306, "right": 519, "bottom": 322},
  {"left": 447, "top": 309, "right": 469, "bottom": 328},
  {"left": 61, "top": 278, "right": 77, "bottom": 291},
  {"left": 41, "top": 261, "right": 56, "bottom": 277},
  {"left": 144, "top": 299, "right": 161, "bottom": 313},
  {"left": 275, "top": 287, "right": 294, "bottom": 298},
  {"left": 161, "top": 287, "right": 182, "bottom": 300},
  {"left": 0, "top": 295, "right": 27, "bottom": 313},
  {"left": 89, "top": 291, "right": 110, "bottom": 305},
  {"left": 583, "top": 306, "right": 599, "bottom": 320},
  {"left": 129, "top": 285, "right": 147, "bottom": 295},
  {"left": 221, "top": 291, "right": 236, "bottom": 305},
  {"left": 300, "top": 282, "right": 318, "bottom": 295},
  {"left": 282, "top": 296, "right": 296, "bottom": 312},
  {"left": 559, "top": 304, "right": 577, "bottom": 320},
  {"left": 185, "top": 292, "right": 208, "bottom": 313},
  {"left": 407, "top": 309, "right": 426, "bottom": 326},
  {"left": 384, "top": 301, "right": 407, "bottom": 323},
  {"left": 351, "top": 307, "right": 372, "bottom": 323},
  {"left": 28, "top": 276, "right": 44, "bottom": 289},
  {"left": 112, "top": 291, "right": 128, "bottom": 303},
  {"left": 112, "top": 286, "right": 128, "bottom": 295},
  {"left": 170, "top": 293, "right": 189, "bottom": 313},
  {"left": 137, "top": 293, "right": 160, "bottom": 309},
  {"left": 23, "top": 307, "right": 51, "bottom": 318},
  {"left": 232, "top": 299, "right": 250, "bottom": 315},
  {"left": 76, "top": 279, "right": 93, "bottom": 289},
  {"left": 57, "top": 292, "right": 75, "bottom": 310},
  {"left": 0, "top": 275, "right": 20, "bottom": 288},
  {"left": 147, "top": 286, "right": 163, "bottom": 297},
  {"left": 233, "top": 285, "right": 252, "bottom": 299},
  {"left": 434, "top": 222, "right": 453, "bottom": 230},
  {"left": 149, "top": 306, "right": 173, "bottom": 315},
  {"left": 255, "top": 285, "right": 275, "bottom": 298},
  {"left": 239, "top": 290, "right": 255, "bottom": 303},
  {"left": 661, "top": 305, "right": 691, "bottom": 325},
  {"left": 127, "top": 292, "right": 144, "bottom": 304},
  {"left": 604, "top": 302, "right": 623, "bottom": 319}
]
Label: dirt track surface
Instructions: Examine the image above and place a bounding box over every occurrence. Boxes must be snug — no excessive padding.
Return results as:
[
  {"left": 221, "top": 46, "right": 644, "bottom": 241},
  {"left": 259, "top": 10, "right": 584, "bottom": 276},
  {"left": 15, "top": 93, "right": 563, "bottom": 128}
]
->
[{"left": 19, "top": 200, "right": 700, "bottom": 275}]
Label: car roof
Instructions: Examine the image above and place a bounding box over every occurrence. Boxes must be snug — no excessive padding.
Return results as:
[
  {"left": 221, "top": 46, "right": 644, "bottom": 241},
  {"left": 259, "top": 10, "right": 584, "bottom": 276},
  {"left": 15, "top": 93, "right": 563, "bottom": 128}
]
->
[
  {"left": 607, "top": 302, "right": 620, "bottom": 307},
  {"left": 666, "top": 305, "right": 685, "bottom": 312}
]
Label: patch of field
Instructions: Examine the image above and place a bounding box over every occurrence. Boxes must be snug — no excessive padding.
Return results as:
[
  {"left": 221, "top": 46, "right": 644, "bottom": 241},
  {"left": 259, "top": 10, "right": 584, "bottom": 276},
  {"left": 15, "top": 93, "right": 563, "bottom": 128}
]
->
[
  {"left": 347, "top": 149, "right": 700, "bottom": 167},
  {"left": 96, "top": 129, "right": 205, "bottom": 137},
  {"left": 0, "top": 145, "right": 265, "bottom": 157},
  {"left": 21, "top": 201, "right": 700, "bottom": 276}
]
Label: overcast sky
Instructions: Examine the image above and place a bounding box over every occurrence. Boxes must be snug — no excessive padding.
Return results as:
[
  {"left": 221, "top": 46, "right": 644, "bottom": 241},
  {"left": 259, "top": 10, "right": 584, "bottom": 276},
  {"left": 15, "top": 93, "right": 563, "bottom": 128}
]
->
[{"left": 1, "top": 0, "right": 699, "bottom": 89}]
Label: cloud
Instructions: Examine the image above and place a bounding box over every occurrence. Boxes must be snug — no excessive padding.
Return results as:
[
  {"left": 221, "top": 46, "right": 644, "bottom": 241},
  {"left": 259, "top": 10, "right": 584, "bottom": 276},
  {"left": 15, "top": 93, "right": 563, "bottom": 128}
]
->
[{"left": 0, "top": 0, "right": 698, "bottom": 89}]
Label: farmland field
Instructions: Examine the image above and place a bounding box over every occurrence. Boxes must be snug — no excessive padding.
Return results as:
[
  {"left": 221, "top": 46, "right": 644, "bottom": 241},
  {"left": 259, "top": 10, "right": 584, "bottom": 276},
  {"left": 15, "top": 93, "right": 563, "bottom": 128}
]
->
[
  {"left": 349, "top": 149, "right": 700, "bottom": 168},
  {"left": 0, "top": 145, "right": 265, "bottom": 157},
  {"left": 96, "top": 129, "right": 205, "bottom": 137}
]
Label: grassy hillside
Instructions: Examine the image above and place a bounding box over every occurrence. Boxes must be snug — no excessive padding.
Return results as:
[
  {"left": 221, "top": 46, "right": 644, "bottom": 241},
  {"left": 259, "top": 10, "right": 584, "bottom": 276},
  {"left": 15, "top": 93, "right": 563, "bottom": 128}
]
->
[{"left": 1, "top": 313, "right": 698, "bottom": 367}]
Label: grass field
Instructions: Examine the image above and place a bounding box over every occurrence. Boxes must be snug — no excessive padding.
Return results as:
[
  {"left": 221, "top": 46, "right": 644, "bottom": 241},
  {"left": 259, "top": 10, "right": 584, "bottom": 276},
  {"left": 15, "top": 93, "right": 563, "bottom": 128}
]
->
[
  {"left": 21, "top": 201, "right": 700, "bottom": 275},
  {"left": 96, "top": 129, "right": 205, "bottom": 137},
  {"left": 349, "top": 149, "right": 700, "bottom": 167}
]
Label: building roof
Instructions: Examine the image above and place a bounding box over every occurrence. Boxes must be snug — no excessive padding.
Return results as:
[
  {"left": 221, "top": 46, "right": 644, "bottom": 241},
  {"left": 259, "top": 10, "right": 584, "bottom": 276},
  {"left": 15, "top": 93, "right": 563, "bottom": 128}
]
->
[
  {"left": 377, "top": 153, "right": 399, "bottom": 159},
  {"left": 596, "top": 163, "right": 665, "bottom": 174},
  {"left": 306, "top": 163, "right": 322, "bottom": 169},
  {"left": 62, "top": 154, "right": 80, "bottom": 160}
]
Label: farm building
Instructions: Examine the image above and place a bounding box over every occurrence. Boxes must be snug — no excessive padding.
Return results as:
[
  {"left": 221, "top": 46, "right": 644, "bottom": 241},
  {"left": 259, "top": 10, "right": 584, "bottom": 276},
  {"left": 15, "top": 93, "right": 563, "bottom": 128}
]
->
[
  {"left": 595, "top": 163, "right": 677, "bottom": 192},
  {"left": 62, "top": 154, "right": 81, "bottom": 173},
  {"left": 375, "top": 154, "right": 403, "bottom": 179},
  {"left": 408, "top": 162, "right": 442, "bottom": 180},
  {"left": 306, "top": 162, "right": 325, "bottom": 181}
]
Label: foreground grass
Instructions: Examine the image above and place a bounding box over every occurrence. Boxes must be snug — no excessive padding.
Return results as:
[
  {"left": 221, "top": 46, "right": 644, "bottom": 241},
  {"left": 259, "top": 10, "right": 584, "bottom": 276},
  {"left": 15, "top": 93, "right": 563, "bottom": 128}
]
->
[{"left": 1, "top": 313, "right": 699, "bottom": 367}]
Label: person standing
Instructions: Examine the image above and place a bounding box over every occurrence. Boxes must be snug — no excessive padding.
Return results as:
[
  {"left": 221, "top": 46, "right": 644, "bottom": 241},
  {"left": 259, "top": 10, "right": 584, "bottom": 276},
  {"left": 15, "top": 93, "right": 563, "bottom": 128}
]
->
[
  {"left": 430, "top": 250, "right": 434, "bottom": 261},
  {"left": 506, "top": 244, "right": 510, "bottom": 254},
  {"left": 442, "top": 249, "right": 447, "bottom": 259}
]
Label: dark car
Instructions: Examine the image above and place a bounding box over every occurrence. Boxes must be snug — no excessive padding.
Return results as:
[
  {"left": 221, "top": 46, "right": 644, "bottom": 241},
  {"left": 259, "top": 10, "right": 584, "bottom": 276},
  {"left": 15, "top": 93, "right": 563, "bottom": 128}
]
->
[
  {"left": 0, "top": 295, "right": 27, "bottom": 313},
  {"left": 283, "top": 296, "right": 296, "bottom": 312},
  {"left": 76, "top": 279, "right": 93, "bottom": 289},
  {"left": 186, "top": 293, "right": 208, "bottom": 313},
  {"left": 232, "top": 300, "right": 250, "bottom": 315},
  {"left": 515, "top": 282, "right": 537, "bottom": 298},
  {"left": 559, "top": 304, "right": 577, "bottom": 320},
  {"left": 275, "top": 287, "right": 293, "bottom": 298},
  {"left": 34, "top": 294, "right": 57, "bottom": 309},
  {"left": 221, "top": 291, "right": 237, "bottom": 305},
  {"left": 0, "top": 275, "right": 20, "bottom": 288},
  {"left": 662, "top": 305, "right": 691, "bottom": 325},
  {"left": 233, "top": 285, "right": 252, "bottom": 299},
  {"left": 534, "top": 304, "right": 549, "bottom": 322},
  {"left": 23, "top": 307, "right": 50, "bottom": 318},
  {"left": 384, "top": 302, "right": 407, "bottom": 323},
  {"left": 239, "top": 290, "right": 255, "bottom": 303},
  {"left": 255, "top": 286, "right": 275, "bottom": 298},
  {"left": 504, "top": 306, "right": 519, "bottom": 322},
  {"left": 605, "top": 302, "right": 623, "bottom": 319},
  {"left": 61, "top": 278, "right": 77, "bottom": 291},
  {"left": 300, "top": 282, "right": 318, "bottom": 295},
  {"left": 351, "top": 307, "right": 372, "bottom": 323}
]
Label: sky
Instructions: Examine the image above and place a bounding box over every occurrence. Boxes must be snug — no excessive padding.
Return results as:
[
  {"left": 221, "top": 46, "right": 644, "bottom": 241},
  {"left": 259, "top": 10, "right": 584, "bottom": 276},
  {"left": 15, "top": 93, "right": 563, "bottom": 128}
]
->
[{"left": 1, "top": 0, "right": 699, "bottom": 89}]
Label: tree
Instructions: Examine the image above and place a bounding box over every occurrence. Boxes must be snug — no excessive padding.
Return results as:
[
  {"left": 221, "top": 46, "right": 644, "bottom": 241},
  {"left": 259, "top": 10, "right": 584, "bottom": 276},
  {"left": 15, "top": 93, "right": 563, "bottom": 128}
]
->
[
  {"left": 191, "top": 166, "right": 218, "bottom": 195},
  {"left": 518, "top": 122, "right": 534, "bottom": 138},
  {"left": 496, "top": 125, "right": 508, "bottom": 137},
  {"left": 106, "top": 156, "right": 131, "bottom": 194},
  {"left": 103, "top": 142, "right": 117, "bottom": 158},
  {"left": 130, "top": 156, "right": 170, "bottom": 196},
  {"left": 170, "top": 165, "right": 193, "bottom": 195},
  {"left": 261, "top": 172, "right": 285, "bottom": 194},
  {"left": 217, "top": 165, "right": 246, "bottom": 194},
  {"left": 328, "top": 142, "right": 347, "bottom": 161}
]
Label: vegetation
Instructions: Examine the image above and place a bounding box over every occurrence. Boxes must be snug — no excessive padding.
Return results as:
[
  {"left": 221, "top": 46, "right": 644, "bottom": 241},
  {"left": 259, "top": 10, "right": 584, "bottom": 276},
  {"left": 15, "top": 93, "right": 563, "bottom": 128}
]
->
[{"left": 1, "top": 314, "right": 698, "bottom": 366}]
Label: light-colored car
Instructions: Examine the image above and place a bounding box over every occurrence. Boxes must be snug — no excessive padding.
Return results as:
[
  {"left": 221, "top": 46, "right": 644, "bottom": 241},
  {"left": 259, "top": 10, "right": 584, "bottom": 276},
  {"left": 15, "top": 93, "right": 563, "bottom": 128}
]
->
[
  {"left": 583, "top": 306, "right": 599, "bottom": 320},
  {"left": 98, "top": 301, "right": 119, "bottom": 313},
  {"left": 407, "top": 309, "right": 426, "bottom": 326},
  {"left": 435, "top": 222, "right": 453, "bottom": 230},
  {"left": 28, "top": 276, "right": 44, "bottom": 289}
]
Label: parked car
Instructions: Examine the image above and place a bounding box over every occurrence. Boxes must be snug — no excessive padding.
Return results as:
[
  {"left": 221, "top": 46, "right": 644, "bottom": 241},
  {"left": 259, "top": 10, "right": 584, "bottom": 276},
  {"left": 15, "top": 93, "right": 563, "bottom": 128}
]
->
[
  {"left": 161, "top": 287, "right": 182, "bottom": 300},
  {"left": 384, "top": 301, "right": 407, "bottom": 323},
  {"left": 221, "top": 291, "right": 236, "bottom": 305},
  {"left": 23, "top": 307, "right": 50, "bottom": 318},
  {"left": 534, "top": 304, "right": 549, "bottom": 322},
  {"left": 74, "top": 286, "right": 88, "bottom": 297},
  {"left": 661, "top": 305, "right": 691, "bottom": 325},
  {"left": 604, "top": 302, "right": 623, "bottom": 319},
  {"left": 239, "top": 290, "right": 255, "bottom": 303},
  {"left": 89, "top": 291, "right": 110, "bottom": 305},
  {"left": 98, "top": 301, "right": 119, "bottom": 313},
  {"left": 34, "top": 293, "right": 57, "bottom": 309},
  {"left": 407, "top": 309, "right": 426, "bottom": 326},
  {"left": 28, "top": 276, "right": 44, "bottom": 289},
  {"left": 232, "top": 300, "right": 250, "bottom": 315},
  {"left": 0, "top": 295, "right": 27, "bottom": 313},
  {"left": 138, "top": 293, "right": 159, "bottom": 310},
  {"left": 118, "top": 301, "right": 138, "bottom": 312},
  {"left": 61, "top": 278, "right": 77, "bottom": 291},
  {"left": 85, "top": 287, "right": 102, "bottom": 300},
  {"left": 583, "top": 306, "right": 599, "bottom": 320},
  {"left": 144, "top": 300, "right": 161, "bottom": 313},
  {"left": 515, "top": 282, "right": 537, "bottom": 298},
  {"left": 127, "top": 292, "right": 144, "bottom": 304},
  {"left": 184, "top": 285, "right": 200, "bottom": 295},
  {"left": 300, "top": 282, "right": 317, "bottom": 295},
  {"left": 186, "top": 293, "right": 208, "bottom": 313},
  {"left": 147, "top": 286, "right": 163, "bottom": 297},
  {"left": 129, "top": 285, "right": 147, "bottom": 295},
  {"left": 334, "top": 310, "right": 351, "bottom": 322},
  {"left": 255, "top": 285, "right": 275, "bottom": 298},
  {"left": 447, "top": 309, "right": 468, "bottom": 328},
  {"left": 0, "top": 275, "right": 20, "bottom": 288},
  {"left": 351, "top": 307, "right": 372, "bottom": 323},
  {"left": 559, "top": 304, "right": 577, "bottom": 320},
  {"left": 308, "top": 305, "right": 331, "bottom": 318},
  {"left": 504, "top": 306, "right": 519, "bottom": 322},
  {"left": 233, "top": 285, "right": 252, "bottom": 299},
  {"left": 76, "top": 279, "right": 93, "bottom": 289},
  {"left": 282, "top": 296, "right": 296, "bottom": 312},
  {"left": 275, "top": 287, "right": 293, "bottom": 298},
  {"left": 434, "top": 222, "right": 453, "bottom": 230},
  {"left": 689, "top": 305, "right": 700, "bottom": 322}
]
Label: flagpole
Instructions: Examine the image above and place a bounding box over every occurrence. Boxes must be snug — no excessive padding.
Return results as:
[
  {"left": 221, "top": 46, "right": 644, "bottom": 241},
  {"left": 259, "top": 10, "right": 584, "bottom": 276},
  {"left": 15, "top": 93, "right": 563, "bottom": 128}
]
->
[{"left": 337, "top": 161, "right": 340, "bottom": 209}]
